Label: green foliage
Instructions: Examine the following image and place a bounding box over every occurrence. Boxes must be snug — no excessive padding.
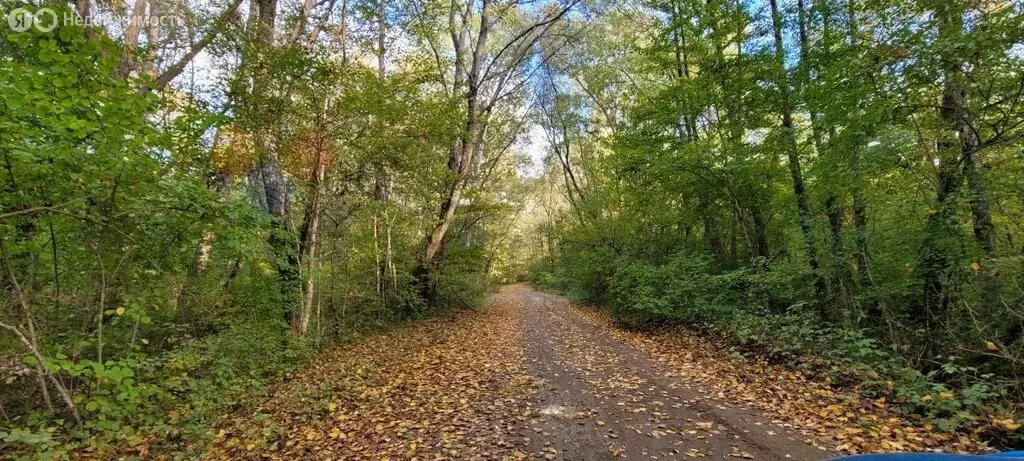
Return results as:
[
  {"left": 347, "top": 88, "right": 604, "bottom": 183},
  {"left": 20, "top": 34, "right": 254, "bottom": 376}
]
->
[
  {"left": 607, "top": 254, "right": 741, "bottom": 327},
  {"left": 526, "top": 0, "right": 1024, "bottom": 445},
  {"left": 0, "top": 2, "right": 524, "bottom": 457}
]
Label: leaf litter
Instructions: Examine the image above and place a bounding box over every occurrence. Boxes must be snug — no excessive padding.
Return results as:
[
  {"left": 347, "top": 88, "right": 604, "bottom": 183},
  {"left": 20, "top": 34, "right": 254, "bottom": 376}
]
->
[
  {"left": 572, "top": 306, "right": 990, "bottom": 455},
  {"left": 212, "top": 289, "right": 534, "bottom": 460},
  {"left": 210, "top": 285, "right": 990, "bottom": 460}
]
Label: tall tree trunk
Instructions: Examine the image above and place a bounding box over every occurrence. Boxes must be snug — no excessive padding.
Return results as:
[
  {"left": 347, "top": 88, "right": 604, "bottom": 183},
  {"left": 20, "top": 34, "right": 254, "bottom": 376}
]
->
[
  {"left": 851, "top": 190, "right": 871, "bottom": 278},
  {"left": 769, "top": 0, "right": 825, "bottom": 306},
  {"left": 376, "top": 0, "right": 386, "bottom": 78},
  {"left": 251, "top": 0, "right": 302, "bottom": 329},
  {"left": 419, "top": 0, "right": 492, "bottom": 302},
  {"left": 372, "top": 173, "right": 391, "bottom": 296},
  {"left": 372, "top": 0, "right": 392, "bottom": 300},
  {"left": 670, "top": 1, "right": 698, "bottom": 141},
  {"left": 116, "top": 0, "right": 149, "bottom": 78},
  {"left": 919, "top": 2, "right": 974, "bottom": 358},
  {"left": 701, "top": 196, "right": 723, "bottom": 263},
  {"left": 750, "top": 205, "right": 769, "bottom": 261},
  {"left": 196, "top": 171, "right": 233, "bottom": 273},
  {"left": 798, "top": 0, "right": 849, "bottom": 318},
  {"left": 825, "top": 196, "right": 852, "bottom": 313},
  {"left": 76, "top": 0, "right": 90, "bottom": 21},
  {"left": 965, "top": 146, "right": 999, "bottom": 313},
  {"left": 339, "top": 0, "right": 349, "bottom": 64},
  {"left": 296, "top": 155, "right": 325, "bottom": 336},
  {"left": 262, "top": 148, "right": 302, "bottom": 327},
  {"left": 844, "top": 0, "right": 877, "bottom": 319},
  {"left": 143, "top": 3, "right": 159, "bottom": 77}
]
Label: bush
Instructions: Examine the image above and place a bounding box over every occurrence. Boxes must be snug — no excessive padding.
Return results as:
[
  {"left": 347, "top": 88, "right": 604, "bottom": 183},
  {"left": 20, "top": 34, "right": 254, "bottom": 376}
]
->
[
  {"left": 607, "top": 253, "right": 740, "bottom": 327},
  {"left": 541, "top": 249, "right": 1021, "bottom": 443}
]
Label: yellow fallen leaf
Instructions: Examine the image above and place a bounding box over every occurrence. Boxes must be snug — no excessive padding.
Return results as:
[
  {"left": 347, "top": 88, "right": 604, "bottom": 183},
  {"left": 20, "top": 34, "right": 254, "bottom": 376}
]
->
[
  {"left": 116, "top": 307, "right": 125, "bottom": 316},
  {"left": 985, "top": 341, "right": 998, "bottom": 351},
  {"left": 995, "top": 419, "right": 1021, "bottom": 431}
]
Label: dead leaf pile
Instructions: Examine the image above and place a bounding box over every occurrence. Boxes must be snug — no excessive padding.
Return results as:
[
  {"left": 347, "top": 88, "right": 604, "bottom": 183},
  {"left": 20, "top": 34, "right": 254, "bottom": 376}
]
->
[
  {"left": 211, "top": 290, "right": 534, "bottom": 460},
  {"left": 572, "top": 307, "right": 990, "bottom": 455}
]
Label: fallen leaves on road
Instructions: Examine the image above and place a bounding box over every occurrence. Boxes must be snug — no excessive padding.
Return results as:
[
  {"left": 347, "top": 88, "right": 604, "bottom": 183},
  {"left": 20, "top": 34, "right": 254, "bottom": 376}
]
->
[
  {"left": 573, "top": 306, "right": 989, "bottom": 455},
  {"left": 211, "top": 290, "right": 533, "bottom": 460}
]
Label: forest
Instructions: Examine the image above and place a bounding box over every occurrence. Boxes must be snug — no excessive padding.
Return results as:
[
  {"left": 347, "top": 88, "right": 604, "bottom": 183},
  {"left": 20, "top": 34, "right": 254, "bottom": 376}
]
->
[{"left": 1, "top": 0, "right": 1023, "bottom": 458}]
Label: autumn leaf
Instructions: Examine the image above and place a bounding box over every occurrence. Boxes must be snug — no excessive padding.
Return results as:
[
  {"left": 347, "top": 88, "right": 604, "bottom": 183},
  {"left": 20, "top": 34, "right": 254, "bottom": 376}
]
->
[{"left": 994, "top": 419, "right": 1021, "bottom": 431}]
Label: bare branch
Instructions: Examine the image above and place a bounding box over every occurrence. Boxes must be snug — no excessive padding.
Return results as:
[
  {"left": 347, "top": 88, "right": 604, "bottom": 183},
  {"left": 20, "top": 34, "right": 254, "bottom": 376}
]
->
[{"left": 151, "top": 0, "right": 245, "bottom": 91}]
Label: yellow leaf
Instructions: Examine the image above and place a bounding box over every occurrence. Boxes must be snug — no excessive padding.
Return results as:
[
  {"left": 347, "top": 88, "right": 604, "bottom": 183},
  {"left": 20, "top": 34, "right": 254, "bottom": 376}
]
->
[
  {"left": 328, "top": 401, "right": 337, "bottom": 412},
  {"left": 938, "top": 391, "right": 954, "bottom": 399},
  {"left": 985, "top": 341, "right": 998, "bottom": 351},
  {"left": 921, "top": 395, "right": 932, "bottom": 403},
  {"left": 995, "top": 419, "right": 1021, "bottom": 431},
  {"left": 116, "top": 307, "right": 125, "bottom": 316},
  {"left": 306, "top": 430, "right": 318, "bottom": 440},
  {"left": 971, "top": 262, "right": 981, "bottom": 271}
]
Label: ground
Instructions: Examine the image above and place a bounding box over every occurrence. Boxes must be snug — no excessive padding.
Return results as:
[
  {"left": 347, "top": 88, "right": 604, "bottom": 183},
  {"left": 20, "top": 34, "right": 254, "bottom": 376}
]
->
[{"left": 212, "top": 284, "right": 982, "bottom": 460}]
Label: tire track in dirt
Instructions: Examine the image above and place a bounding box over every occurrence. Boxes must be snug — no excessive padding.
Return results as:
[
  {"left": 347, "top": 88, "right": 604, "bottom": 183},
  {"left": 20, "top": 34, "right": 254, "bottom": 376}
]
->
[{"left": 515, "top": 286, "right": 823, "bottom": 461}]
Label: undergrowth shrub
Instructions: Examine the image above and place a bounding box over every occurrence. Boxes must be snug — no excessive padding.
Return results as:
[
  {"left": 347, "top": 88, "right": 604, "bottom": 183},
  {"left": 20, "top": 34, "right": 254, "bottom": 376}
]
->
[
  {"left": 541, "top": 249, "right": 1023, "bottom": 445},
  {"left": 607, "top": 254, "right": 739, "bottom": 327}
]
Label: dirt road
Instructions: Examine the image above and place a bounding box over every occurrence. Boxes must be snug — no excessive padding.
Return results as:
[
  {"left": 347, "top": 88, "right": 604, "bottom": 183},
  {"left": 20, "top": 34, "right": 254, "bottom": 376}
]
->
[
  {"left": 515, "top": 286, "right": 823, "bottom": 461},
  {"left": 216, "top": 285, "right": 853, "bottom": 460}
]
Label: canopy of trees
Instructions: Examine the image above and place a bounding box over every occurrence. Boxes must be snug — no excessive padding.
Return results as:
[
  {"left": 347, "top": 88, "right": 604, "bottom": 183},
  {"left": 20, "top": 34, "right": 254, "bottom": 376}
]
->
[
  {"left": 2, "top": 0, "right": 1023, "bottom": 456},
  {"left": 529, "top": 0, "right": 1024, "bottom": 447},
  {"left": 0, "top": 0, "right": 571, "bottom": 454}
]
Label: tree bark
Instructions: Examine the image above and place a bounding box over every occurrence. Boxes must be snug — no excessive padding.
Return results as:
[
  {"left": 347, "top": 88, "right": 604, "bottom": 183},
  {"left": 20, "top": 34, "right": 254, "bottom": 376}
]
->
[
  {"left": 250, "top": 0, "right": 303, "bottom": 329},
  {"left": 296, "top": 154, "right": 325, "bottom": 336},
  {"left": 372, "top": 1, "right": 392, "bottom": 300},
  {"left": 116, "top": 0, "right": 149, "bottom": 78},
  {"left": 769, "top": 0, "right": 825, "bottom": 305},
  {"left": 419, "top": 0, "right": 492, "bottom": 301},
  {"left": 919, "top": 2, "right": 975, "bottom": 356},
  {"left": 670, "top": 1, "right": 698, "bottom": 141},
  {"left": 965, "top": 146, "right": 999, "bottom": 313}
]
